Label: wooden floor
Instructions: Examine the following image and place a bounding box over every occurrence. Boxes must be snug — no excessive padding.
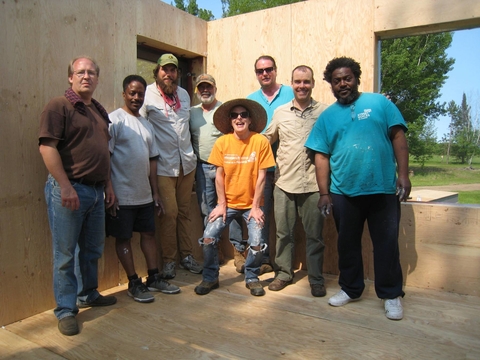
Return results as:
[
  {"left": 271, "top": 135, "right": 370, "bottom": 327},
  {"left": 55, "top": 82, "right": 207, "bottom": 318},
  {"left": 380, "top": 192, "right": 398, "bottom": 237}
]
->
[{"left": 1, "top": 261, "right": 479, "bottom": 360}]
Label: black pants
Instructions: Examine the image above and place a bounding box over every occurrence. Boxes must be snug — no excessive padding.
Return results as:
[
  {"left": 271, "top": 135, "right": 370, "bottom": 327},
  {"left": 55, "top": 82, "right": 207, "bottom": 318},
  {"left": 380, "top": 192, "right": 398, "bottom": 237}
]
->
[{"left": 331, "top": 193, "right": 404, "bottom": 299}]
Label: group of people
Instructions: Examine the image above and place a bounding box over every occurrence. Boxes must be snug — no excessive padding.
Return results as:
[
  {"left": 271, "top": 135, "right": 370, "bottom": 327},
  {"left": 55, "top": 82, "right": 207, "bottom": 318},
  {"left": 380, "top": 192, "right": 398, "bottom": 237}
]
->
[{"left": 39, "top": 53, "right": 410, "bottom": 336}]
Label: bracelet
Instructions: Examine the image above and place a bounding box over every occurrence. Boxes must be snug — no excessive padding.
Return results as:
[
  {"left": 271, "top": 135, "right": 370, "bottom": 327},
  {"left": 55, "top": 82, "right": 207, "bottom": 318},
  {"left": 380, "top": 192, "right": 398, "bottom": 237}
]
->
[{"left": 319, "top": 193, "right": 330, "bottom": 196}]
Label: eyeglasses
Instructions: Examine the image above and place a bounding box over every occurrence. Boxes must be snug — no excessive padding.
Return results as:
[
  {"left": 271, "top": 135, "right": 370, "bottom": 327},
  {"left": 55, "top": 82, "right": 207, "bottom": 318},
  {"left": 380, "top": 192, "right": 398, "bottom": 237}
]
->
[
  {"left": 255, "top": 67, "right": 275, "bottom": 75},
  {"left": 73, "top": 70, "right": 97, "bottom": 78},
  {"left": 229, "top": 111, "right": 249, "bottom": 119}
]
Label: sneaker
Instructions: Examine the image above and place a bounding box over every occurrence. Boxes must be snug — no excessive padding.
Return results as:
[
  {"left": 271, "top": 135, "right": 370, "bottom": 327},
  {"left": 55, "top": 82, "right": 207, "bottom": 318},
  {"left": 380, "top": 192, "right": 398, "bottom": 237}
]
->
[
  {"left": 77, "top": 294, "right": 117, "bottom": 308},
  {"left": 146, "top": 274, "right": 180, "bottom": 294},
  {"left": 246, "top": 281, "right": 265, "bottom": 296},
  {"left": 328, "top": 290, "right": 359, "bottom": 307},
  {"left": 58, "top": 316, "right": 79, "bottom": 336},
  {"left": 310, "top": 284, "right": 326, "bottom": 297},
  {"left": 180, "top": 255, "right": 203, "bottom": 274},
  {"left": 128, "top": 278, "right": 154, "bottom": 303},
  {"left": 259, "top": 263, "right": 274, "bottom": 275},
  {"left": 384, "top": 296, "right": 403, "bottom": 320},
  {"left": 162, "top": 261, "right": 176, "bottom": 279},
  {"left": 268, "top": 278, "right": 292, "bottom": 291},
  {"left": 195, "top": 280, "right": 219, "bottom": 295}
]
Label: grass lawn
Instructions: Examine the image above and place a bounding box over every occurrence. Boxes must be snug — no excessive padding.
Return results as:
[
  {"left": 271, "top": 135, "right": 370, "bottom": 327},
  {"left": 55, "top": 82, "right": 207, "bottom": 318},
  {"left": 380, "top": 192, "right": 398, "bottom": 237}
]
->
[
  {"left": 458, "top": 191, "right": 480, "bottom": 204},
  {"left": 409, "top": 155, "right": 480, "bottom": 187}
]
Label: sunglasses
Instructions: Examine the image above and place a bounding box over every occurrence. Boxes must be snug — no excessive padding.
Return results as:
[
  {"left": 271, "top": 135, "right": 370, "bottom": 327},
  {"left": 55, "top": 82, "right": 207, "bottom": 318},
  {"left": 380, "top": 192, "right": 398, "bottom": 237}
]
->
[
  {"left": 229, "top": 111, "right": 249, "bottom": 119},
  {"left": 255, "top": 67, "right": 275, "bottom": 75}
]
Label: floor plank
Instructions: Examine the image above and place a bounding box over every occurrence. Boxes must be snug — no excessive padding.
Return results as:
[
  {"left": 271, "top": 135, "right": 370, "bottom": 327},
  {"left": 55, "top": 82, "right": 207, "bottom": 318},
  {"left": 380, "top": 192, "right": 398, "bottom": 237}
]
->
[{"left": 2, "top": 261, "right": 479, "bottom": 359}]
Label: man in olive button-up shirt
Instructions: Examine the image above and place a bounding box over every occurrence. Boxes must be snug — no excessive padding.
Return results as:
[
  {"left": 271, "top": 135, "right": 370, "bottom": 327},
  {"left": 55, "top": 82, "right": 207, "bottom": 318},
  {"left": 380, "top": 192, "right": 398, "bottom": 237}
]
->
[{"left": 263, "top": 65, "right": 328, "bottom": 297}]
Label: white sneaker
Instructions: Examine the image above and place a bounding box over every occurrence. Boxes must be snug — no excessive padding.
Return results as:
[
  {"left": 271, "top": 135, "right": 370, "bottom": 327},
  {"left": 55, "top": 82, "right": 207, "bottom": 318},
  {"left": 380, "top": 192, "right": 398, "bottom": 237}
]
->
[
  {"left": 328, "top": 290, "right": 359, "bottom": 307},
  {"left": 384, "top": 297, "right": 403, "bottom": 320}
]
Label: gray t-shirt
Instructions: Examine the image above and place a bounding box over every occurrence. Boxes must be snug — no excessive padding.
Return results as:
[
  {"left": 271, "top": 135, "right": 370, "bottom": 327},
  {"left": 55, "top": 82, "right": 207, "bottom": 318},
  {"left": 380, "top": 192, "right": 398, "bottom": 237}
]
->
[
  {"left": 108, "top": 108, "right": 159, "bottom": 206},
  {"left": 189, "top": 101, "right": 223, "bottom": 162}
]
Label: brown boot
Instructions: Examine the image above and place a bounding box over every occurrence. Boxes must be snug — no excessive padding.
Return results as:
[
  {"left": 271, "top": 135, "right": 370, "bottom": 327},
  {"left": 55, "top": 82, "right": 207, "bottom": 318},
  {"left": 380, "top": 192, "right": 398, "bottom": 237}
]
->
[{"left": 233, "top": 247, "right": 245, "bottom": 273}]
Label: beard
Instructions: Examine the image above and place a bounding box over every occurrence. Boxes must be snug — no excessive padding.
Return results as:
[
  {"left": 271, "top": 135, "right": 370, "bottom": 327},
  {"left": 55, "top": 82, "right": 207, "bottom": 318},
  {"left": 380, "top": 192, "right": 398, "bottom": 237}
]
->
[
  {"left": 156, "top": 77, "right": 178, "bottom": 95},
  {"left": 196, "top": 92, "right": 215, "bottom": 105},
  {"left": 334, "top": 85, "right": 360, "bottom": 105}
]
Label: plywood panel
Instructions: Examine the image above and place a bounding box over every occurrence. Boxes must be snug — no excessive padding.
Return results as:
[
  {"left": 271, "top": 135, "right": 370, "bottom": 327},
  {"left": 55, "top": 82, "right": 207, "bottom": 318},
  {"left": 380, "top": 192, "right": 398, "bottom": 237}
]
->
[
  {"left": 136, "top": 0, "right": 207, "bottom": 58},
  {"left": 399, "top": 203, "right": 480, "bottom": 296},
  {"left": 375, "top": 0, "right": 480, "bottom": 37},
  {"left": 207, "top": 5, "right": 293, "bottom": 101},
  {"left": 291, "top": 0, "right": 375, "bottom": 104},
  {"left": 4, "top": 270, "right": 480, "bottom": 359}
]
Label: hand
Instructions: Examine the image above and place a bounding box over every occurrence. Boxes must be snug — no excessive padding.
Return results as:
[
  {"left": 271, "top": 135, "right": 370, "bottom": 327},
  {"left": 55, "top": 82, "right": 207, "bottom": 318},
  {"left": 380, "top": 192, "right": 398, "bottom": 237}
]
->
[
  {"left": 247, "top": 207, "right": 264, "bottom": 227},
  {"left": 396, "top": 175, "right": 411, "bottom": 202},
  {"left": 208, "top": 204, "right": 226, "bottom": 223},
  {"left": 104, "top": 181, "right": 116, "bottom": 209},
  {"left": 317, "top": 194, "right": 332, "bottom": 217},
  {"left": 61, "top": 185, "right": 80, "bottom": 211},
  {"left": 154, "top": 194, "right": 165, "bottom": 216},
  {"left": 106, "top": 199, "right": 119, "bottom": 217}
]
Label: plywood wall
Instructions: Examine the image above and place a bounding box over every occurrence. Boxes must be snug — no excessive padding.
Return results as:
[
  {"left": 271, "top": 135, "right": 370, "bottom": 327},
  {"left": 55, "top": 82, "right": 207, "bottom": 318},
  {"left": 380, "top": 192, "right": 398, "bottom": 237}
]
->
[
  {"left": 0, "top": 0, "right": 207, "bottom": 326},
  {"left": 207, "top": 0, "right": 376, "bottom": 105},
  {"left": 1, "top": 0, "right": 479, "bottom": 326}
]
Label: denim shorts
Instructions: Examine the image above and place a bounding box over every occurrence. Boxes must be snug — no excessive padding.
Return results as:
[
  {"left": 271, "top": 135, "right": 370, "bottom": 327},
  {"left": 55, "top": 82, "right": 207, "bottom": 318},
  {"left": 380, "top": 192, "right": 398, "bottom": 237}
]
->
[{"left": 106, "top": 202, "right": 155, "bottom": 238}]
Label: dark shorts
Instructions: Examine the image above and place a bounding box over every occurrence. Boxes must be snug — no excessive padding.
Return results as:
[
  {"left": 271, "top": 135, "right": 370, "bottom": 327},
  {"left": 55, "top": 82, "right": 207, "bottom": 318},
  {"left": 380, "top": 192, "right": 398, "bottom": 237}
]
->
[{"left": 106, "top": 202, "right": 155, "bottom": 239}]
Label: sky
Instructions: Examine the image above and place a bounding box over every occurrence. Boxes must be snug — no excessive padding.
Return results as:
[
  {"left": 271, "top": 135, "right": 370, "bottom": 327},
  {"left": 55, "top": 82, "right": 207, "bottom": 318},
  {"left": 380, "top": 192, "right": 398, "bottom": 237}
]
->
[{"left": 165, "top": 1, "right": 480, "bottom": 140}]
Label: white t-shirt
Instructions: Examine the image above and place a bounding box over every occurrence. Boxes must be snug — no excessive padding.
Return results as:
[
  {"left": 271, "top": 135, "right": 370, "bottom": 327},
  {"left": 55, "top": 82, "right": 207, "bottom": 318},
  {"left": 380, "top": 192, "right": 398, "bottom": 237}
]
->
[{"left": 108, "top": 108, "right": 159, "bottom": 206}]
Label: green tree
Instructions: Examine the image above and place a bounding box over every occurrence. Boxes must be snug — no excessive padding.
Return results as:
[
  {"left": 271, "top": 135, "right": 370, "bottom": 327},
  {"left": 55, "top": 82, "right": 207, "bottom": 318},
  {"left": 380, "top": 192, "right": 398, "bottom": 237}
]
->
[
  {"left": 381, "top": 33, "right": 455, "bottom": 164},
  {"left": 221, "top": 0, "right": 304, "bottom": 17},
  {"left": 173, "top": 0, "right": 214, "bottom": 21},
  {"left": 447, "top": 94, "right": 479, "bottom": 164}
]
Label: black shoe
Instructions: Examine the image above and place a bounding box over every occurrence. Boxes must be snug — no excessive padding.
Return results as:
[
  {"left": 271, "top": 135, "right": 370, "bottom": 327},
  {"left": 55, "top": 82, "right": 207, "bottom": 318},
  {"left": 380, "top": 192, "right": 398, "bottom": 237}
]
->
[
  {"left": 77, "top": 294, "right": 117, "bottom": 308},
  {"left": 310, "top": 283, "right": 326, "bottom": 297},
  {"left": 58, "top": 316, "right": 79, "bottom": 336},
  {"left": 194, "top": 280, "right": 219, "bottom": 295},
  {"left": 246, "top": 281, "right": 265, "bottom": 296}
]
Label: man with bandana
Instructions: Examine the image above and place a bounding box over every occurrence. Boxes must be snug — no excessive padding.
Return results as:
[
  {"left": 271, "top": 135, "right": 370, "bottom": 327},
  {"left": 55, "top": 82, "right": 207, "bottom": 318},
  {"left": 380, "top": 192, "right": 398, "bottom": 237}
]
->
[{"left": 141, "top": 54, "right": 202, "bottom": 279}]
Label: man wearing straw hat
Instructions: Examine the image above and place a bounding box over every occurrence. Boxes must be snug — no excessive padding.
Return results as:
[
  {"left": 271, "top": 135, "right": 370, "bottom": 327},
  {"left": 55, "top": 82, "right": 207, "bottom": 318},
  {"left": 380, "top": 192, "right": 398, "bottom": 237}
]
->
[{"left": 194, "top": 99, "right": 275, "bottom": 297}]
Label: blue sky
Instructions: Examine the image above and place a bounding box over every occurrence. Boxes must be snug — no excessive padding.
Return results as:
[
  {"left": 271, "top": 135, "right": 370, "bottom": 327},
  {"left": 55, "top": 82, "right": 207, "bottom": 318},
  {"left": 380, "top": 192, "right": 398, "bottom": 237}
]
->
[{"left": 167, "top": 1, "right": 480, "bottom": 139}]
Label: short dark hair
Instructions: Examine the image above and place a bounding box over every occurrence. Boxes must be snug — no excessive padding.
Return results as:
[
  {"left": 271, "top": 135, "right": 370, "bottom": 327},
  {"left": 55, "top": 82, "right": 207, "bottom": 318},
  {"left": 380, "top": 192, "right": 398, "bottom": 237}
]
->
[
  {"left": 254, "top": 55, "right": 277, "bottom": 70},
  {"left": 323, "top": 57, "right": 362, "bottom": 85},
  {"left": 122, "top": 75, "right": 147, "bottom": 92},
  {"left": 291, "top": 65, "right": 314, "bottom": 81}
]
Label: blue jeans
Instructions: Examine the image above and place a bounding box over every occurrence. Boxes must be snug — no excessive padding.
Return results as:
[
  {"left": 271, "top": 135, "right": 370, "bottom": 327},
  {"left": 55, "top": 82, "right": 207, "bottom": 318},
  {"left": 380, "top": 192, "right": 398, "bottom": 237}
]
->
[
  {"left": 195, "top": 162, "right": 218, "bottom": 228},
  {"left": 45, "top": 175, "right": 106, "bottom": 320},
  {"left": 228, "top": 171, "right": 274, "bottom": 261},
  {"left": 199, "top": 207, "right": 267, "bottom": 283}
]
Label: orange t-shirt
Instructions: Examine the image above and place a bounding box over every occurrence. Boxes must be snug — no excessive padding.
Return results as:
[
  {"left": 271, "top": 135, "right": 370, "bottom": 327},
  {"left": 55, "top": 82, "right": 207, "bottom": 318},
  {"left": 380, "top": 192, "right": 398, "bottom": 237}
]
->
[{"left": 208, "top": 132, "right": 275, "bottom": 209}]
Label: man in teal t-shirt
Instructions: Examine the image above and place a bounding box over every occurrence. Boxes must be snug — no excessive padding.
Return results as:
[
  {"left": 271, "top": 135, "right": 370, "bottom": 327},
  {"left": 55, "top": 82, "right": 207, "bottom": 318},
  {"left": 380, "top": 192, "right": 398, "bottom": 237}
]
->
[{"left": 305, "top": 56, "right": 411, "bottom": 321}]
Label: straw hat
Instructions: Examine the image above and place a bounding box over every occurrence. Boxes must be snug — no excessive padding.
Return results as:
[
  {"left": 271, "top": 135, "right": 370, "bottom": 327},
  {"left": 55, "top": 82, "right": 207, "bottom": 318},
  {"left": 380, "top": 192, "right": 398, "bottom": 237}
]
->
[{"left": 213, "top": 98, "right": 267, "bottom": 134}]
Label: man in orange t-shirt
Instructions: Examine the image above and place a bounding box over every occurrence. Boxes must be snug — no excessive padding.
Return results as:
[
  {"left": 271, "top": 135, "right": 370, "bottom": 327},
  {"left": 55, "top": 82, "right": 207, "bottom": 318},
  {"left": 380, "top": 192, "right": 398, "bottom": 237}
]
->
[{"left": 194, "top": 99, "right": 275, "bottom": 297}]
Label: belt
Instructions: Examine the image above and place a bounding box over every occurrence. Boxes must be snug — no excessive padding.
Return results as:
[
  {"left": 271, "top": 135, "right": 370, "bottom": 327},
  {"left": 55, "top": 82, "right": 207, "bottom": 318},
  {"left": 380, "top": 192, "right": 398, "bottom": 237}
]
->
[{"left": 71, "top": 178, "right": 105, "bottom": 186}]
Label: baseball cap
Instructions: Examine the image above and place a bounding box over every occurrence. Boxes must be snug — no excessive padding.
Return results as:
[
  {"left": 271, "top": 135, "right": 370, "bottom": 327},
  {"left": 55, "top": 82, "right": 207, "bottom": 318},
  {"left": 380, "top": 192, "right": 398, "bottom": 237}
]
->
[
  {"left": 157, "top": 54, "right": 178, "bottom": 67},
  {"left": 196, "top": 74, "right": 216, "bottom": 88}
]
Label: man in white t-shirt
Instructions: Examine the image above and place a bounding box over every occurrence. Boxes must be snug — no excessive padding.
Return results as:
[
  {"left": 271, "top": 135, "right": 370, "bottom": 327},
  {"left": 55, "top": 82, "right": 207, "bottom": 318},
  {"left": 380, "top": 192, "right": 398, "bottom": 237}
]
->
[{"left": 107, "top": 75, "right": 180, "bottom": 303}]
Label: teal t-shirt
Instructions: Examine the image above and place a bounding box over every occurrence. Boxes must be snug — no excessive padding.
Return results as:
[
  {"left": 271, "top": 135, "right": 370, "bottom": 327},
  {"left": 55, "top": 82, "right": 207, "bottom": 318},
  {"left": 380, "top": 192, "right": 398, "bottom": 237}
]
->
[
  {"left": 305, "top": 93, "right": 407, "bottom": 196},
  {"left": 247, "top": 85, "right": 294, "bottom": 171},
  {"left": 247, "top": 85, "right": 294, "bottom": 131}
]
